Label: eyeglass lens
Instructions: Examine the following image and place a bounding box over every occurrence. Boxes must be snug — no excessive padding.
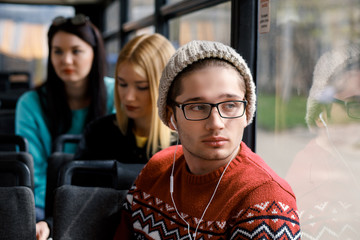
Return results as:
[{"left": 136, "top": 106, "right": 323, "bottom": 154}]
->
[
  {"left": 183, "top": 101, "right": 246, "bottom": 120},
  {"left": 347, "top": 102, "right": 360, "bottom": 118}
]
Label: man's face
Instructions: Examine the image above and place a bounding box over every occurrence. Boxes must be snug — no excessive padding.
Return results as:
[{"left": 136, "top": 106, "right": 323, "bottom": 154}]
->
[
  {"left": 326, "top": 70, "right": 360, "bottom": 152},
  {"left": 173, "top": 66, "right": 247, "bottom": 174}
]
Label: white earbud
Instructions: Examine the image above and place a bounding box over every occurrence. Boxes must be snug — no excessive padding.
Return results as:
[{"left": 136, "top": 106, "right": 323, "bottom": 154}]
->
[
  {"left": 319, "top": 112, "right": 327, "bottom": 127},
  {"left": 171, "top": 116, "right": 177, "bottom": 130}
]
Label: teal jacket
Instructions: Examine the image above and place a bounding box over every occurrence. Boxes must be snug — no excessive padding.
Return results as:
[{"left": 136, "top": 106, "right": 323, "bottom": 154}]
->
[{"left": 15, "top": 76, "right": 115, "bottom": 209}]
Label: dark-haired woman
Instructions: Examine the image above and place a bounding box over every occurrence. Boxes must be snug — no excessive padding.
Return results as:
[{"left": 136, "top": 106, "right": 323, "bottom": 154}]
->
[{"left": 15, "top": 14, "right": 114, "bottom": 229}]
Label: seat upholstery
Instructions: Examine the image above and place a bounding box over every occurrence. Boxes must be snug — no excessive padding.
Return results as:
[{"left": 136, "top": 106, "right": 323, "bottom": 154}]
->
[
  {"left": 53, "top": 185, "right": 127, "bottom": 240},
  {"left": 52, "top": 160, "right": 144, "bottom": 239},
  {"left": 0, "top": 151, "right": 36, "bottom": 240},
  {"left": 45, "top": 152, "right": 74, "bottom": 218},
  {"left": 0, "top": 187, "right": 36, "bottom": 240}
]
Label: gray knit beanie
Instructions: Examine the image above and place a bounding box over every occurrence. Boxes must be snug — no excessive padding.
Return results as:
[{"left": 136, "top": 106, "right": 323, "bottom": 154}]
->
[{"left": 157, "top": 40, "right": 256, "bottom": 127}]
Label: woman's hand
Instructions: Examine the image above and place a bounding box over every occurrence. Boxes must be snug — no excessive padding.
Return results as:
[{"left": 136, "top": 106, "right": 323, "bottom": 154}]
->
[{"left": 36, "top": 221, "right": 50, "bottom": 240}]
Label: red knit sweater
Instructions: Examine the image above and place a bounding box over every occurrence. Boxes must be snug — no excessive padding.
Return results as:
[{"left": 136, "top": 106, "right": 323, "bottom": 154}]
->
[{"left": 114, "top": 142, "right": 301, "bottom": 239}]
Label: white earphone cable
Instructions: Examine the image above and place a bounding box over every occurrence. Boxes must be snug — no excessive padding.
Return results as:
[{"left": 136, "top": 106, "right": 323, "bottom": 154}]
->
[
  {"left": 170, "top": 134, "right": 233, "bottom": 239},
  {"left": 319, "top": 113, "right": 360, "bottom": 191}
]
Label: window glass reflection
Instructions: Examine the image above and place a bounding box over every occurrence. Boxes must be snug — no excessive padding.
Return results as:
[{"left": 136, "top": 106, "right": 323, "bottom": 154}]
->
[
  {"left": 257, "top": 0, "right": 360, "bottom": 238},
  {"left": 169, "top": 2, "right": 230, "bottom": 48}
]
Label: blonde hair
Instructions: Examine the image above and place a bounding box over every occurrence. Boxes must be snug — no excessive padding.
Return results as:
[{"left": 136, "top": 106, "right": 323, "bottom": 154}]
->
[{"left": 114, "top": 33, "right": 175, "bottom": 157}]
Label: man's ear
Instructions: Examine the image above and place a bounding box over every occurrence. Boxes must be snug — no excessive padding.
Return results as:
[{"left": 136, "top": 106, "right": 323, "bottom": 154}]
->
[
  {"left": 315, "top": 112, "right": 328, "bottom": 128},
  {"left": 166, "top": 107, "right": 177, "bottom": 131}
]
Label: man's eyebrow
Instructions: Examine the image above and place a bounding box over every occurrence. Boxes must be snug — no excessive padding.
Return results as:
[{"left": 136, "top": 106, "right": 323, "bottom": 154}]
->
[
  {"left": 182, "top": 97, "right": 202, "bottom": 103},
  {"left": 182, "top": 94, "right": 243, "bottom": 103}
]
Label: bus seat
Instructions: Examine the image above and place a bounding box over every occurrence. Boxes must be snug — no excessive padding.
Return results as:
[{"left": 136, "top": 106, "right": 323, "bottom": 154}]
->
[
  {"left": 0, "top": 151, "right": 36, "bottom": 240},
  {"left": 0, "top": 134, "right": 29, "bottom": 152},
  {"left": 0, "top": 151, "right": 34, "bottom": 190},
  {"left": 0, "top": 71, "right": 32, "bottom": 91},
  {"left": 45, "top": 133, "right": 81, "bottom": 217},
  {"left": 59, "top": 160, "right": 119, "bottom": 188},
  {"left": 54, "top": 133, "right": 82, "bottom": 153},
  {"left": 58, "top": 160, "right": 144, "bottom": 190},
  {"left": 0, "top": 187, "right": 36, "bottom": 240},
  {"left": 0, "top": 71, "right": 32, "bottom": 110},
  {"left": 45, "top": 152, "right": 74, "bottom": 218},
  {"left": 51, "top": 160, "right": 144, "bottom": 239},
  {"left": 0, "top": 109, "right": 15, "bottom": 135},
  {"left": 53, "top": 185, "right": 126, "bottom": 240}
]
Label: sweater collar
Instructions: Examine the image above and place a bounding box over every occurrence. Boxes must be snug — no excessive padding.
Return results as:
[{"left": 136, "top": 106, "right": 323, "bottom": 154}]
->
[{"left": 178, "top": 143, "right": 245, "bottom": 185}]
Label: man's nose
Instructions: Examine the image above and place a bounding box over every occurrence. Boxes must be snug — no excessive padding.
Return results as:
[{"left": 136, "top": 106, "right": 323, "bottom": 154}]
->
[{"left": 205, "top": 107, "right": 225, "bottom": 130}]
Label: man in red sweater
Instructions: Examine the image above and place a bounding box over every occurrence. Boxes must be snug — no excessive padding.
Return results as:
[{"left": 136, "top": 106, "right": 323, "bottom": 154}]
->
[{"left": 114, "top": 40, "right": 301, "bottom": 239}]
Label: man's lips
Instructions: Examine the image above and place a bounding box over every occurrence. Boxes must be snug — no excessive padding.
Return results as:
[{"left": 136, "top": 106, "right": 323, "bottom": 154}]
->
[{"left": 202, "top": 136, "right": 228, "bottom": 147}]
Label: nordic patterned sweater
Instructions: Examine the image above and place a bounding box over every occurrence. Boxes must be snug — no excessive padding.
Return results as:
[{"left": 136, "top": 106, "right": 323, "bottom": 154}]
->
[{"left": 114, "top": 142, "right": 301, "bottom": 239}]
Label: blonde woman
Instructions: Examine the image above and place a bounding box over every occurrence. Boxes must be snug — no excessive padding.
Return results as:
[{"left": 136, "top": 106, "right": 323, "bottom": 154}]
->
[{"left": 75, "top": 33, "right": 176, "bottom": 162}]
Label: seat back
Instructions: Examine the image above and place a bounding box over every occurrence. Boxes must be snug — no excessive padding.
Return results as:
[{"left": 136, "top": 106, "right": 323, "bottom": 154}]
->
[
  {"left": 0, "top": 71, "right": 32, "bottom": 110},
  {"left": 0, "top": 187, "right": 36, "bottom": 240},
  {"left": 0, "top": 151, "right": 36, "bottom": 240},
  {"left": 0, "top": 71, "right": 31, "bottom": 91},
  {"left": 45, "top": 133, "right": 81, "bottom": 217},
  {"left": 0, "top": 109, "right": 16, "bottom": 135},
  {"left": 115, "top": 162, "right": 145, "bottom": 190},
  {"left": 52, "top": 160, "right": 144, "bottom": 239},
  {"left": 45, "top": 152, "right": 74, "bottom": 218},
  {"left": 0, "top": 134, "right": 29, "bottom": 152},
  {"left": 59, "top": 160, "right": 118, "bottom": 188},
  {"left": 58, "top": 160, "right": 144, "bottom": 190},
  {"left": 0, "top": 161, "right": 32, "bottom": 188},
  {"left": 53, "top": 185, "right": 126, "bottom": 240},
  {"left": 0, "top": 72, "right": 11, "bottom": 92},
  {"left": 0, "top": 151, "right": 34, "bottom": 190},
  {"left": 54, "top": 133, "right": 82, "bottom": 153}
]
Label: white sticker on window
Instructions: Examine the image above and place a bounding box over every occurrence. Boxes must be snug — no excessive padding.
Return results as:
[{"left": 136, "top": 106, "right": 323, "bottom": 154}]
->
[{"left": 259, "top": 0, "right": 270, "bottom": 34}]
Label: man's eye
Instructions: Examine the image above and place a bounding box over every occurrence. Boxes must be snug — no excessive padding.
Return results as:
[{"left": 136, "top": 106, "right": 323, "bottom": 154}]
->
[
  {"left": 189, "top": 104, "right": 207, "bottom": 111},
  {"left": 224, "top": 103, "right": 236, "bottom": 109}
]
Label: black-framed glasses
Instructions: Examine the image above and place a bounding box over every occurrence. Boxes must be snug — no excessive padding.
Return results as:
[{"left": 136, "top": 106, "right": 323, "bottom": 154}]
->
[
  {"left": 333, "top": 98, "right": 360, "bottom": 119},
  {"left": 52, "top": 14, "right": 89, "bottom": 26},
  {"left": 175, "top": 100, "right": 247, "bottom": 121}
]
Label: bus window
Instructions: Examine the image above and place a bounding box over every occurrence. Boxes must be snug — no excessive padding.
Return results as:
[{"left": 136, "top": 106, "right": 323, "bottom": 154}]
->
[
  {"left": 104, "top": 0, "right": 120, "bottom": 78},
  {"left": 129, "top": 0, "right": 154, "bottom": 22},
  {"left": 168, "top": 2, "right": 231, "bottom": 48},
  {"left": 257, "top": 0, "right": 360, "bottom": 238},
  {"left": 105, "top": 38, "right": 120, "bottom": 79},
  {"left": 0, "top": 4, "right": 74, "bottom": 87}
]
